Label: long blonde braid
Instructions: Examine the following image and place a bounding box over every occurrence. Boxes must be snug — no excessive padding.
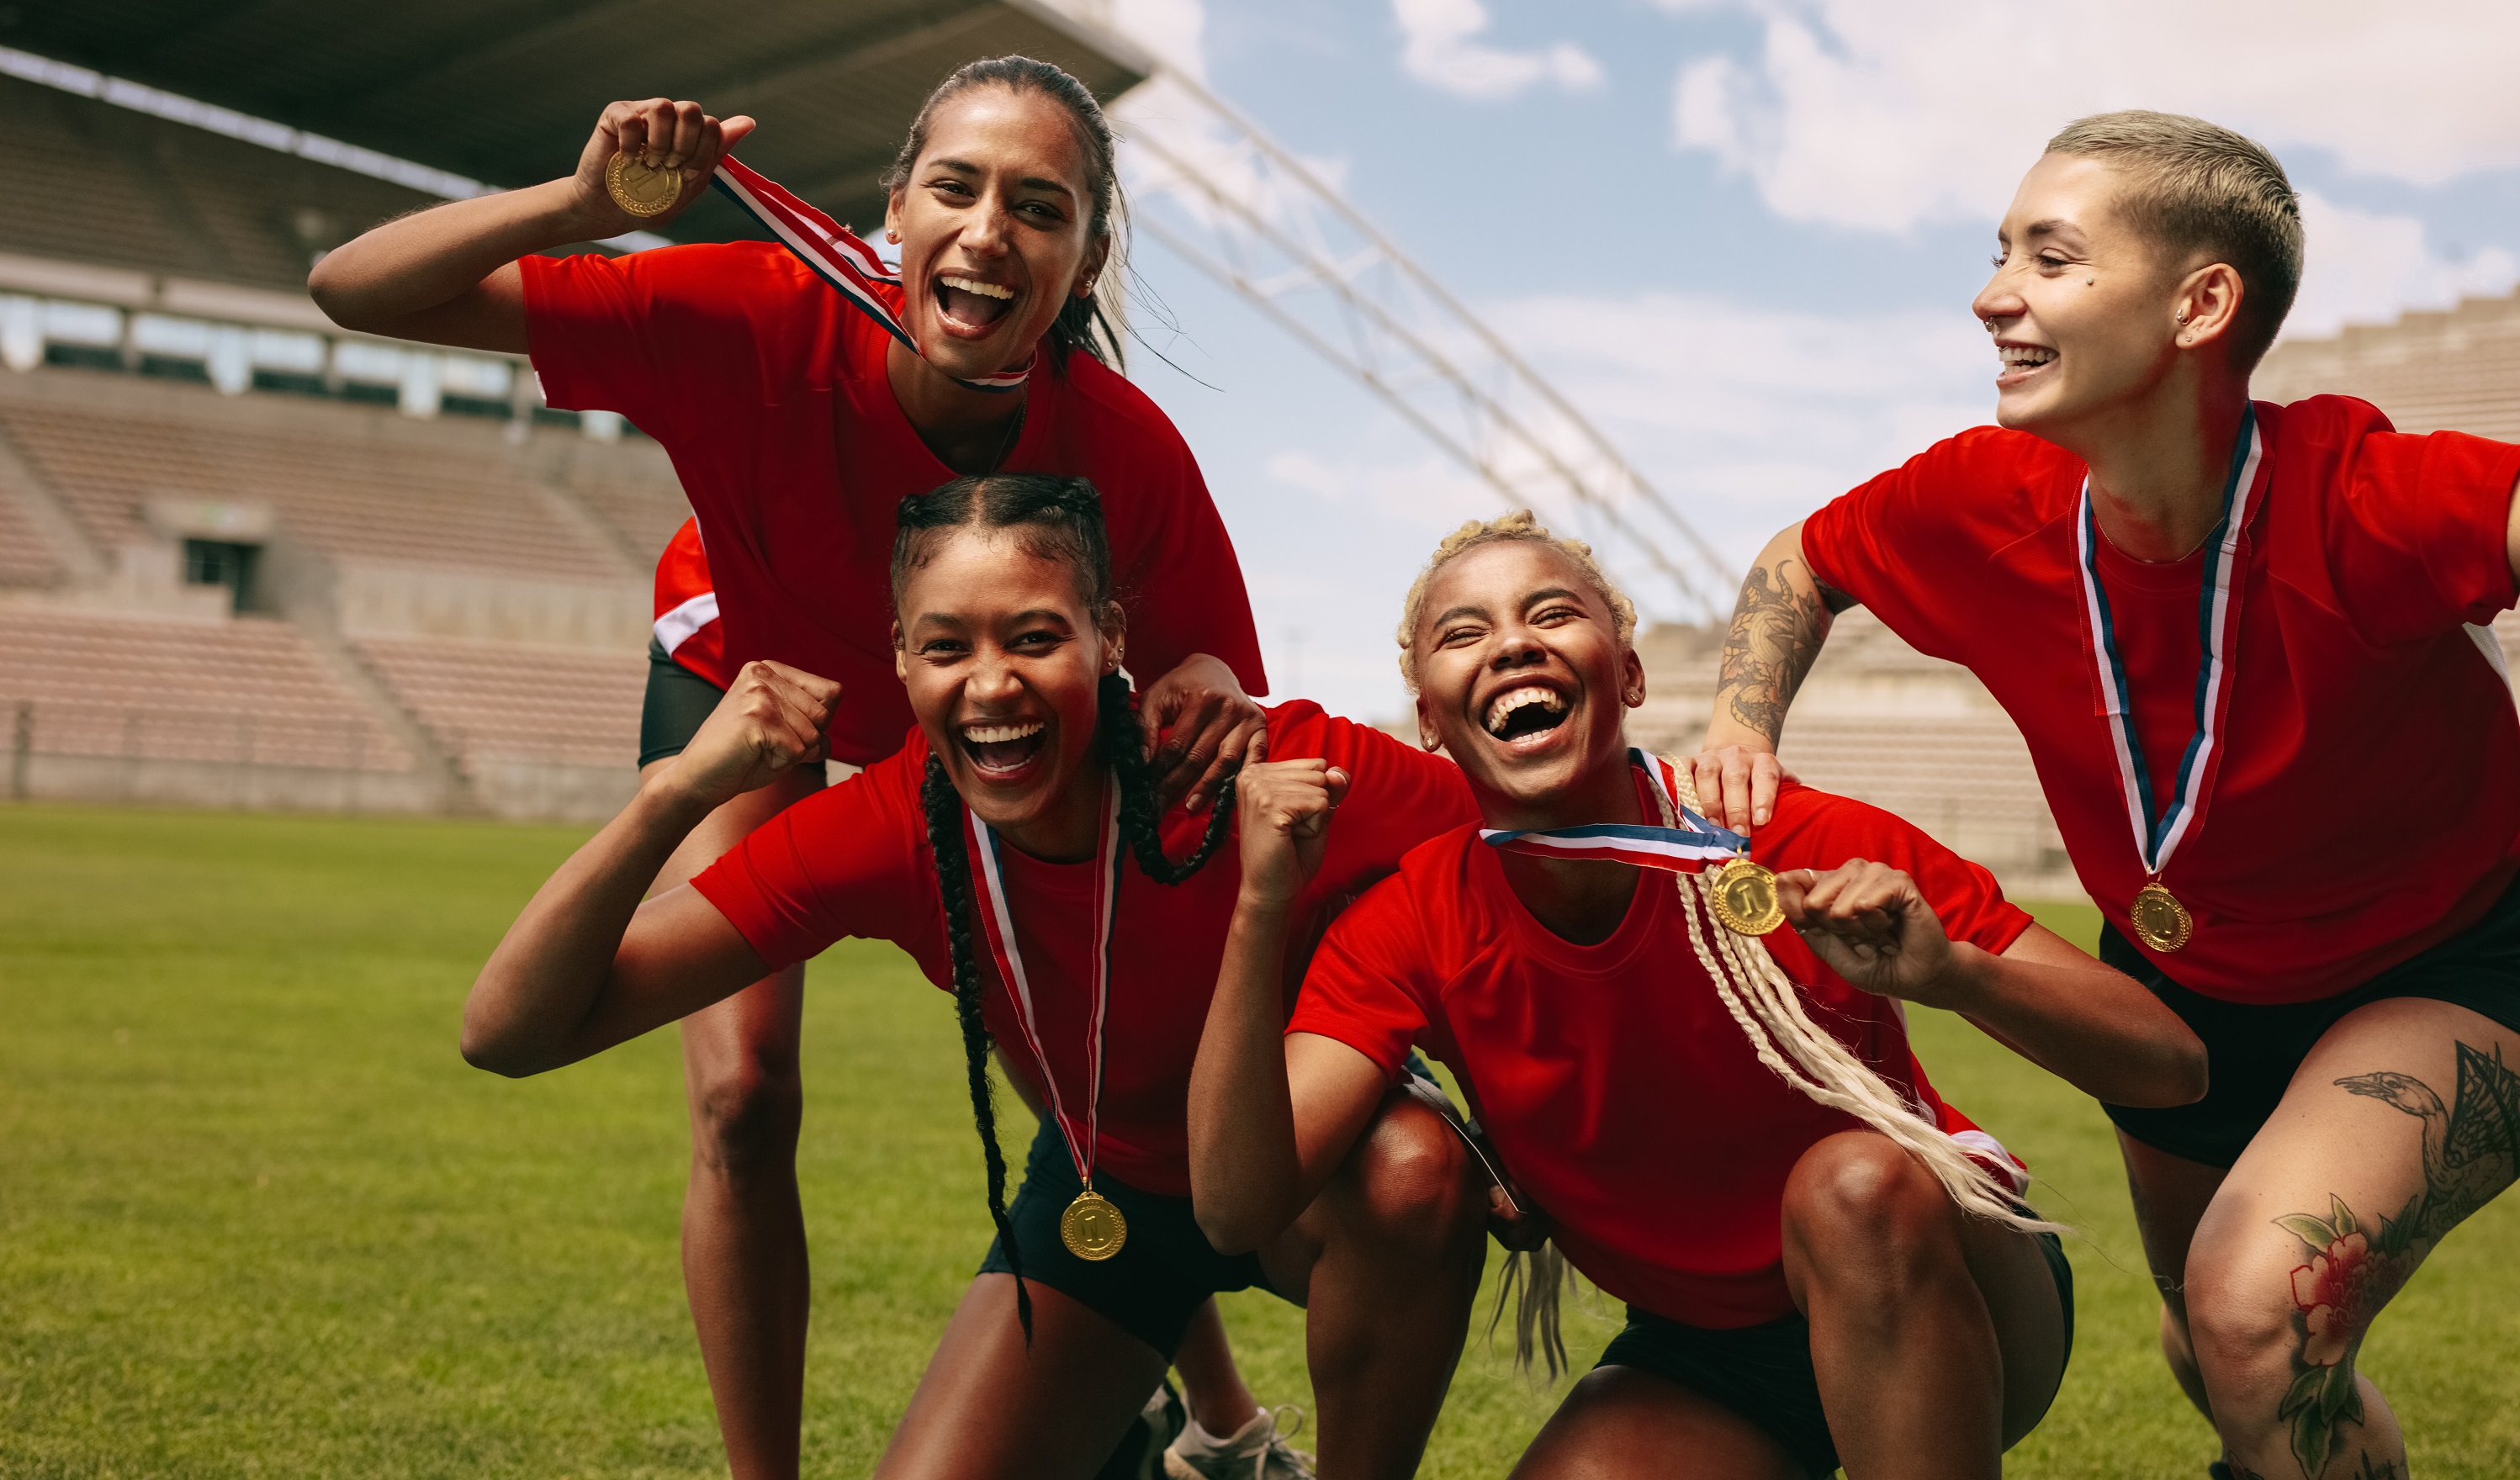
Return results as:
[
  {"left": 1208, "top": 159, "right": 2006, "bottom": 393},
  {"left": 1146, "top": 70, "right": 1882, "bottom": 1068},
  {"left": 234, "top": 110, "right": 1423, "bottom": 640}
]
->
[{"left": 1659, "top": 759, "right": 2063, "bottom": 1233}]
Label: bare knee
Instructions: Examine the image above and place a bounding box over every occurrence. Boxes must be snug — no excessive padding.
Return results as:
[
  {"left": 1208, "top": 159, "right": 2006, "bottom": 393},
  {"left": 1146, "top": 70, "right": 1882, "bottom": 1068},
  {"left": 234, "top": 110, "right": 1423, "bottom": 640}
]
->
[
  {"left": 1781, "top": 1133, "right": 1960, "bottom": 1293},
  {"left": 2181, "top": 1245, "right": 2301, "bottom": 1409},
  {"left": 1330, "top": 1097, "right": 1481, "bottom": 1262},
  {"left": 686, "top": 1056, "right": 802, "bottom": 1181}
]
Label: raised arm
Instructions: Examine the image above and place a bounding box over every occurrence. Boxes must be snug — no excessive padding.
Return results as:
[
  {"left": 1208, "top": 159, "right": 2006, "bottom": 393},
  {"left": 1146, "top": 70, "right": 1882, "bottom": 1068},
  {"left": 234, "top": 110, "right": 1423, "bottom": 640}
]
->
[
  {"left": 1691, "top": 521, "right": 1845, "bottom": 833},
  {"left": 1186, "top": 759, "right": 1390, "bottom": 1254},
  {"left": 306, "top": 99, "right": 753, "bottom": 352},
  {"left": 1780, "top": 861, "right": 2207, "bottom": 1107},
  {"left": 461, "top": 659, "right": 837, "bottom": 1076}
]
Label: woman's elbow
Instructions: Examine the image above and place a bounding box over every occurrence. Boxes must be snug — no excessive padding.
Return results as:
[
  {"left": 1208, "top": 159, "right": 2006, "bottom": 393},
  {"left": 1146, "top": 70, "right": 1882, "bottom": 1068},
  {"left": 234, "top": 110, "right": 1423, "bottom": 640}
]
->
[
  {"left": 2109, "top": 1037, "right": 2209, "bottom": 1108},
  {"left": 458, "top": 994, "right": 549, "bottom": 1079},
  {"left": 1194, "top": 1201, "right": 1269, "bottom": 1257}
]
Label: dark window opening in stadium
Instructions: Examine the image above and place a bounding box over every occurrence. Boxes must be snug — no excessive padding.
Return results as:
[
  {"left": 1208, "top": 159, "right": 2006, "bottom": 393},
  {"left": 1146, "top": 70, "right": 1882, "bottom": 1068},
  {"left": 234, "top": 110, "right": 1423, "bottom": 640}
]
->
[
  {"left": 140, "top": 356, "right": 213, "bottom": 384},
  {"left": 252, "top": 370, "right": 329, "bottom": 398},
  {"left": 440, "top": 394, "right": 511, "bottom": 420},
  {"left": 45, "top": 343, "right": 121, "bottom": 372},
  {"left": 183, "top": 539, "right": 259, "bottom": 613},
  {"left": 340, "top": 382, "right": 398, "bottom": 406},
  {"left": 532, "top": 405, "right": 583, "bottom": 429}
]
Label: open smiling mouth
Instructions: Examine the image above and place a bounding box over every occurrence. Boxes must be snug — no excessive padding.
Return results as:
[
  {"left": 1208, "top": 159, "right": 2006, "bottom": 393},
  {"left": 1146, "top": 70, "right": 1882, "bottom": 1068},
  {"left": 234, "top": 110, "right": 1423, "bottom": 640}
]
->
[
  {"left": 935, "top": 272, "right": 1016, "bottom": 331},
  {"left": 1484, "top": 684, "right": 1570, "bottom": 743},
  {"left": 959, "top": 719, "right": 1046, "bottom": 774}
]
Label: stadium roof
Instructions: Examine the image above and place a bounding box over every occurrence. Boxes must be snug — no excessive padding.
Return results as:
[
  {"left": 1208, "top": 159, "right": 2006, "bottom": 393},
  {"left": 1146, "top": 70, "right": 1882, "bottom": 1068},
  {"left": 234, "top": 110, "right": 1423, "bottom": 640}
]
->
[{"left": 4, "top": 0, "right": 1149, "bottom": 238}]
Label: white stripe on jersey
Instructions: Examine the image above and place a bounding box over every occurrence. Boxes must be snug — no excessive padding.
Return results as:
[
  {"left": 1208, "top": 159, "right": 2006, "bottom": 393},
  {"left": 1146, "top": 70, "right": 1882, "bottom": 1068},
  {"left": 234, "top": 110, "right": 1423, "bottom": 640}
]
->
[{"left": 654, "top": 591, "right": 719, "bottom": 656}]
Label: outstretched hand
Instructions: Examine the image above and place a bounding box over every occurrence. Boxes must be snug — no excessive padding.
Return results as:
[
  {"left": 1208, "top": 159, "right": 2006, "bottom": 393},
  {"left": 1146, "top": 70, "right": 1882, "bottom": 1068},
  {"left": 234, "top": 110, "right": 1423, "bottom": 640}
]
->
[
  {"left": 662, "top": 660, "right": 839, "bottom": 814},
  {"left": 1686, "top": 744, "right": 1797, "bottom": 835},
  {"left": 1777, "top": 859, "right": 1964, "bottom": 1007},
  {"left": 1141, "top": 653, "right": 1268, "bottom": 814},
  {"left": 571, "top": 98, "right": 758, "bottom": 235},
  {"left": 1234, "top": 759, "right": 1349, "bottom": 908}
]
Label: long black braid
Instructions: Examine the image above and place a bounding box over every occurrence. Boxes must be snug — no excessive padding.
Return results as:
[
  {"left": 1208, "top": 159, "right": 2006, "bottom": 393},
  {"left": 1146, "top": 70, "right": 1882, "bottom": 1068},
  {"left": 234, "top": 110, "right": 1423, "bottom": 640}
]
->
[
  {"left": 898, "top": 472, "right": 1243, "bottom": 1338},
  {"left": 919, "top": 753, "right": 1034, "bottom": 1338}
]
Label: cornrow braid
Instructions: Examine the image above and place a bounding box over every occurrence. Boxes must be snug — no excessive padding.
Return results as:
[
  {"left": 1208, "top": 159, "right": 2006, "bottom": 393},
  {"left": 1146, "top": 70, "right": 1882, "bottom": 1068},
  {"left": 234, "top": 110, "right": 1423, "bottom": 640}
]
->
[
  {"left": 920, "top": 754, "right": 1033, "bottom": 1340},
  {"left": 1097, "top": 672, "right": 1235, "bottom": 884}
]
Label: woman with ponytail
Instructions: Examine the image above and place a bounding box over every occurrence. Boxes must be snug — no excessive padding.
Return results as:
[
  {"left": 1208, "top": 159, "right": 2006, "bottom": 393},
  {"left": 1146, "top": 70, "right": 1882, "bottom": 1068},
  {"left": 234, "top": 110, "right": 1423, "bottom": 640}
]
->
[
  {"left": 314, "top": 57, "right": 1276, "bottom": 1476},
  {"left": 1188, "top": 511, "right": 2208, "bottom": 1479},
  {"left": 462, "top": 474, "right": 1490, "bottom": 1478}
]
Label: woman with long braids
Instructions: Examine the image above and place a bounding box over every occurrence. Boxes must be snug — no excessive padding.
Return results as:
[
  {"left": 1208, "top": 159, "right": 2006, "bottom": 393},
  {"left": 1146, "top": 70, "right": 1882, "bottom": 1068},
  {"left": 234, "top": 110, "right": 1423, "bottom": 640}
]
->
[
  {"left": 312, "top": 59, "right": 1276, "bottom": 1476},
  {"left": 1189, "top": 512, "right": 2209, "bottom": 1479},
  {"left": 462, "top": 473, "right": 1489, "bottom": 1478}
]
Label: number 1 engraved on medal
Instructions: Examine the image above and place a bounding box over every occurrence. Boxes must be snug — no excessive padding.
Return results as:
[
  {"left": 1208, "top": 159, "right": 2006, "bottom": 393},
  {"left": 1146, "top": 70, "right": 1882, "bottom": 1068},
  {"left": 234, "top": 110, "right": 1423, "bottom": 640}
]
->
[
  {"left": 1711, "top": 857, "right": 1785, "bottom": 936},
  {"left": 606, "top": 152, "right": 683, "bottom": 218},
  {"left": 1059, "top": 1189, "right": 1127, "bottom": 1261},
  {"left": 2131, "top": 880, "right": 2193, "bottom": 953}
]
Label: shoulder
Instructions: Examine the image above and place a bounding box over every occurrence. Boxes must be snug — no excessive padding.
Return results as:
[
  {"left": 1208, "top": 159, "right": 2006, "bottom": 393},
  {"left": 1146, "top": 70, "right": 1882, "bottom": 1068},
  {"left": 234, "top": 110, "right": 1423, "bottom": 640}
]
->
[
  {"left": 1322, "top": 823, "right": 1482, "bottom": 950},
  {"left": 2263, "top": 393, "right": 2395, "bottom": 447},
  {"left": 1750, "top": 783, "right": 1947, "bottom": 870},
  {"left": 1055, "top": 352, "right": 1195, "bottom": 463}
]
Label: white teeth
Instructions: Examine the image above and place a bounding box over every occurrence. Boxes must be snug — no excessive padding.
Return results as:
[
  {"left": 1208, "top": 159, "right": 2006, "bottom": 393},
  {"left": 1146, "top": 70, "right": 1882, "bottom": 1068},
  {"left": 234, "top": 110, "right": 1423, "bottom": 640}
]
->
[
  {"left": 1484, "top": 685, "right": 1567, "bottom": 735},
  {"left": 940, "top": 273, "right": 1014, "bottom": 300},
  {"left": 1999, "top": 345, "right": 2057, "bottom": 367},
  {"left": 961, "top": 722, "right": 1041, "bottom": 744}
]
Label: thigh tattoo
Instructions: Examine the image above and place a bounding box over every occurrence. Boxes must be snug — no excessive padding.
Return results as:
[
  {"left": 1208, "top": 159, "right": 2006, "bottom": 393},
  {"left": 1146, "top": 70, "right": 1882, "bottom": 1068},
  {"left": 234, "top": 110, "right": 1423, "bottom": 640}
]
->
[{"left": 2269, "top": 1042, "right": 2520, "bottom": 1477}]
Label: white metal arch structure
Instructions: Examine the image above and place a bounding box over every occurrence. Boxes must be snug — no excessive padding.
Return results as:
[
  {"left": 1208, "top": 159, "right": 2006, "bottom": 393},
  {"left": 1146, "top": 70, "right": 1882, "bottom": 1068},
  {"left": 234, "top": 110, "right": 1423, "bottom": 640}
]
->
[{"left": 1113, "top": 69, "right": 1733, "bottom": 622}]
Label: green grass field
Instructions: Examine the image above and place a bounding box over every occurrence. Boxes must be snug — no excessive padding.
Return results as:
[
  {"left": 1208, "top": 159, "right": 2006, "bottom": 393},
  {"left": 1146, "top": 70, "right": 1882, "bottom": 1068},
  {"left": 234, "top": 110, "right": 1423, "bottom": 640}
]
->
[{"left": 3, "top": 803, "right": 2516, "bottom": 1477}]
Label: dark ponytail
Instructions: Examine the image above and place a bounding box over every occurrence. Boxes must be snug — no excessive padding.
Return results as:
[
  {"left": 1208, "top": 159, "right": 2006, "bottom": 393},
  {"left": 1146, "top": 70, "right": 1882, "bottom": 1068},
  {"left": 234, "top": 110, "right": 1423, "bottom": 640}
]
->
[
  {"left": 879, "top": 56, "right": 1127, "bottom": 370},
  {"left": 920, "top": 753, "right": 1033, "bottom": 1340},
  {"left": 897, "top": 473, "right": 1238, "bottom": 1334}
]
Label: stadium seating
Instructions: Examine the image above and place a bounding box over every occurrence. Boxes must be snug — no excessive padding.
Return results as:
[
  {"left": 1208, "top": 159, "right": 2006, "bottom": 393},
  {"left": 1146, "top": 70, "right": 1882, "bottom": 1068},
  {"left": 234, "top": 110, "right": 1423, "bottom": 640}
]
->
[
  {"left": 350, "top": 634, "right": 645, "bottom": 774},
  {"left": 0, "top": 606, "right": 410, "bottom": 770},
  {"left": 0, "top": 479, "right": 68, "bottom": 589}
]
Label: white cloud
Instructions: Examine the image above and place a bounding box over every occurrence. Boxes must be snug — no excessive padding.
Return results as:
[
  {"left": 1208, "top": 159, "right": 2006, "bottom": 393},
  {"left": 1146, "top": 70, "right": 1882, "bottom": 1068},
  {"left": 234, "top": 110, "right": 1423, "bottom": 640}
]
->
[
  {"left": 2286, "top": 192, "right": 2520, "bottom": 340},
  {"left": 1668, "top": 1, "right": 2520, "bottom": 231},
  {"left": 1395, "top": 0, "right": 1604, "bottom": 102}
]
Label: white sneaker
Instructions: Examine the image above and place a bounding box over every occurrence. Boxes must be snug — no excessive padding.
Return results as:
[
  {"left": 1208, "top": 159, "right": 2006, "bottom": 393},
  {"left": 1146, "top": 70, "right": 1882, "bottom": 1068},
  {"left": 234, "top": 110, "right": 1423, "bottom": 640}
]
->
[{"left": 1161, "top": 1404, "right": 1316, "bottom": 1480}]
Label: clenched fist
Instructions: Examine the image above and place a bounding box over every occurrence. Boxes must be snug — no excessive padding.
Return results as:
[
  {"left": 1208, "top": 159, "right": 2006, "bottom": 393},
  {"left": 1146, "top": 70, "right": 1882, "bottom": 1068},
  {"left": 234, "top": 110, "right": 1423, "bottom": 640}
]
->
[
  {"left": 663, "top": 660, "right": 840, "bottom": 814},
  {"left": 570, "top": 98, "right": 757, "bottom": 235},
  {"left": 1233, "top": 758, "right": 1350, "bottom": 909}
]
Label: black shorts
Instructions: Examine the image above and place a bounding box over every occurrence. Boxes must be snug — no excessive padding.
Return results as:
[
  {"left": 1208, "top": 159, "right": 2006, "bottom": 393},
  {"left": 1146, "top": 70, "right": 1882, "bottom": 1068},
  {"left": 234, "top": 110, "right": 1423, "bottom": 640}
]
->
[
  {"left": 638, "top": 637, "right": 723, "bottom": 768},
  {"left": 1596, "top": 1227, "right": 2074, "bottom": 1478},
  {"left": 2102, "top": 875, "right": 2520, "bottom": 1168},
  {"left": 978, "top": 1117, "right": 1279, "bottom": 1357}
]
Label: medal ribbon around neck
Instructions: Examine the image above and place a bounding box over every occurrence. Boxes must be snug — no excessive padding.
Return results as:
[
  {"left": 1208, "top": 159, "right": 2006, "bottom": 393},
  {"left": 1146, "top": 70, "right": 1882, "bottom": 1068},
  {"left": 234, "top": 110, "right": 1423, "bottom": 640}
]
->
[
  {"left": 1480, "top": 748, "right": 1746, "bottom": 871},
  {"left": 2076, "top": 405, "right": 2267, "bottom": 890},
  {"left": 1481, "top": 749, "right": 1786, "bottom": 934},
  {"left": 708, "top": 156, "right": 1034, "bottom": 394},
  {"left": 964, "top": 775, "right": 1122, "bottom": 1194}
]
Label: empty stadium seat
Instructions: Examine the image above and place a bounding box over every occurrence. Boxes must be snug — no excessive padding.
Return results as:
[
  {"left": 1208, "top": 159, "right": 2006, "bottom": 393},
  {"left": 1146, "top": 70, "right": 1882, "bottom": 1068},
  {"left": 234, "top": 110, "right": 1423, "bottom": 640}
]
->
[
  {"left": 350, "top": 633, "right": 645, "bottom": 773},
  {"left": 0, "top": 607, "right": 410, "bottom": 770}
]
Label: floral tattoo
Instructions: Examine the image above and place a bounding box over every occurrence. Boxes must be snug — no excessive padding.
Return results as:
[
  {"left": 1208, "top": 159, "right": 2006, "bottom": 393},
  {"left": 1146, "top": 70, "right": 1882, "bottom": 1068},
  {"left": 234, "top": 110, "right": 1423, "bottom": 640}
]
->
[
  {"left": 1716, "top": 558, "right": 1839, "bottom": 745},
  {"left": 2273, "top": 1042, "right": 2520, "bottom": 1477}
]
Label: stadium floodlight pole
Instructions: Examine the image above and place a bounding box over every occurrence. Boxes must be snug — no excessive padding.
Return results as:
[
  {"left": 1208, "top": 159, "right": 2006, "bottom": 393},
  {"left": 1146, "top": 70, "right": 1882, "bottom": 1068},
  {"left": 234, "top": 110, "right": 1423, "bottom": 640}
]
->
[{"left": 1114, "top": 67, "right": 1733, "bottom": 622}]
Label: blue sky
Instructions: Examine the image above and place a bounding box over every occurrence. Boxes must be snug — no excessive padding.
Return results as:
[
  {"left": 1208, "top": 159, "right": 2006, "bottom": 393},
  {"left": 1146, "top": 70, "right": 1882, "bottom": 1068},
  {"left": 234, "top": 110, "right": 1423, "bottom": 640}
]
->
[{"left": 1062, "top": 0, "right": 2520, "bottom": 719}]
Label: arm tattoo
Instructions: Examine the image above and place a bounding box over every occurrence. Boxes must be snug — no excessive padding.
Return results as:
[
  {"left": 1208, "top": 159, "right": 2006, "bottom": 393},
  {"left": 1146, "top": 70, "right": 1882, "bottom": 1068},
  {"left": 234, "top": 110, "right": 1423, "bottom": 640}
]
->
[{"left": 1716, "top": 558, "right": 1836, "bottom": 746}]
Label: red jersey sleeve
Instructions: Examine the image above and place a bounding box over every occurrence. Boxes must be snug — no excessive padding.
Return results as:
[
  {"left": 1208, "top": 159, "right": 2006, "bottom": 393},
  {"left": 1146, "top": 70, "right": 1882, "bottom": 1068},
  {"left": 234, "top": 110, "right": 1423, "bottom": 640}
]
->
[
  {"left": 1285, "top": 871, "right": 1442, "bottom": 1076},
  {"left": 521, "top": 243, "right": 786, "bottom": 443},
  {"left": 1753, "top": 784, "right": 2033, "bottom": 955},
  {"left": 1799, "top": 428, "right": 2074, "bottom": 664},
  {"left": 688, "top": 743, "right": 939, "bottom": 970},
  {"left": 2288, "top": 397, "right": 2520, "bottom": 642}
]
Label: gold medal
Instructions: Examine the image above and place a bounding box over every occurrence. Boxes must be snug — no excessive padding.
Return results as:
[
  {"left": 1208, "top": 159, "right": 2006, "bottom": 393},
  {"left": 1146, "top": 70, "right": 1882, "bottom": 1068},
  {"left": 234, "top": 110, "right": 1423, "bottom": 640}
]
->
[
  {"left": 1058, "top": 1188, "right": 1127, "bottom": 1261},
  {"left": 2130, "top": 880, "right": 2193, "bottom": 953},
  {"left": 1710, "top": 856, "right": 1785, "bottom": 936},
  {"left": 605, "top": 151, "right": 684, "bottom": 218}
]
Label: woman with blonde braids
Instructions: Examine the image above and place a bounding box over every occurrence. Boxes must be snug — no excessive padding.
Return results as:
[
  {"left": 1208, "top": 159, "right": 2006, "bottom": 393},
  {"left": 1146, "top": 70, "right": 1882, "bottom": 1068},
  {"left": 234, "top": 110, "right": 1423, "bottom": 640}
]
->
[{"left": 1187, "top": 512, "right": 2207, "bottom": 1479}]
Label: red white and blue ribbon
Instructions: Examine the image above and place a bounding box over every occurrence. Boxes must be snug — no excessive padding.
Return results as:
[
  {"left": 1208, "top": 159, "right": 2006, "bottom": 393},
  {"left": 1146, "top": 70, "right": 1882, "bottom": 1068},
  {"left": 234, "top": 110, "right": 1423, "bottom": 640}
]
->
[
  {"left": 966, "top": 779, "right": 1123, "bottom": 1185},
  {"left": 2077, "top": 404, "right": 2267, "bottom": 878},
  {"left": 1481, "top": 748, "right": 1745, "bottom": 873},
  {"left": 709, "top": 156, "right": 1033, "bottom": 394}
]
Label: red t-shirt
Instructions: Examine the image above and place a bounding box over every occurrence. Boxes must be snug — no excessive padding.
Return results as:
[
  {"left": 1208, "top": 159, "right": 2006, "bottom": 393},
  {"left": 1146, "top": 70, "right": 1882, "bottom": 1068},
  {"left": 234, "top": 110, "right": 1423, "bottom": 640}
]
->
[
  {"left": 651, "top": 516, "right": 726, "bottom": 687},
  {"left": 1802, "top": 397, "right": 2520, "bottom": 1003},
  {"left": 1289, "top": 777, "right": 2030, "bottom": 1329},
  {"left": 524, "top": 242, "right": 1267, "bottom": 765},
  {"left": 690, "top": 702, "right": 1475, "bottom": 1197}
]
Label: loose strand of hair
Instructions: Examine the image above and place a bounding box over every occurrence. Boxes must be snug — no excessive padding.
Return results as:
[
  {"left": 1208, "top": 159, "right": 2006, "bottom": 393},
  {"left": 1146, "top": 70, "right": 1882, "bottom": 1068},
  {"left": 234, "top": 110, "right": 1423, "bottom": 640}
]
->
[{"left": 920, "top": 755, "right": 1035, "bottom": 1340}]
